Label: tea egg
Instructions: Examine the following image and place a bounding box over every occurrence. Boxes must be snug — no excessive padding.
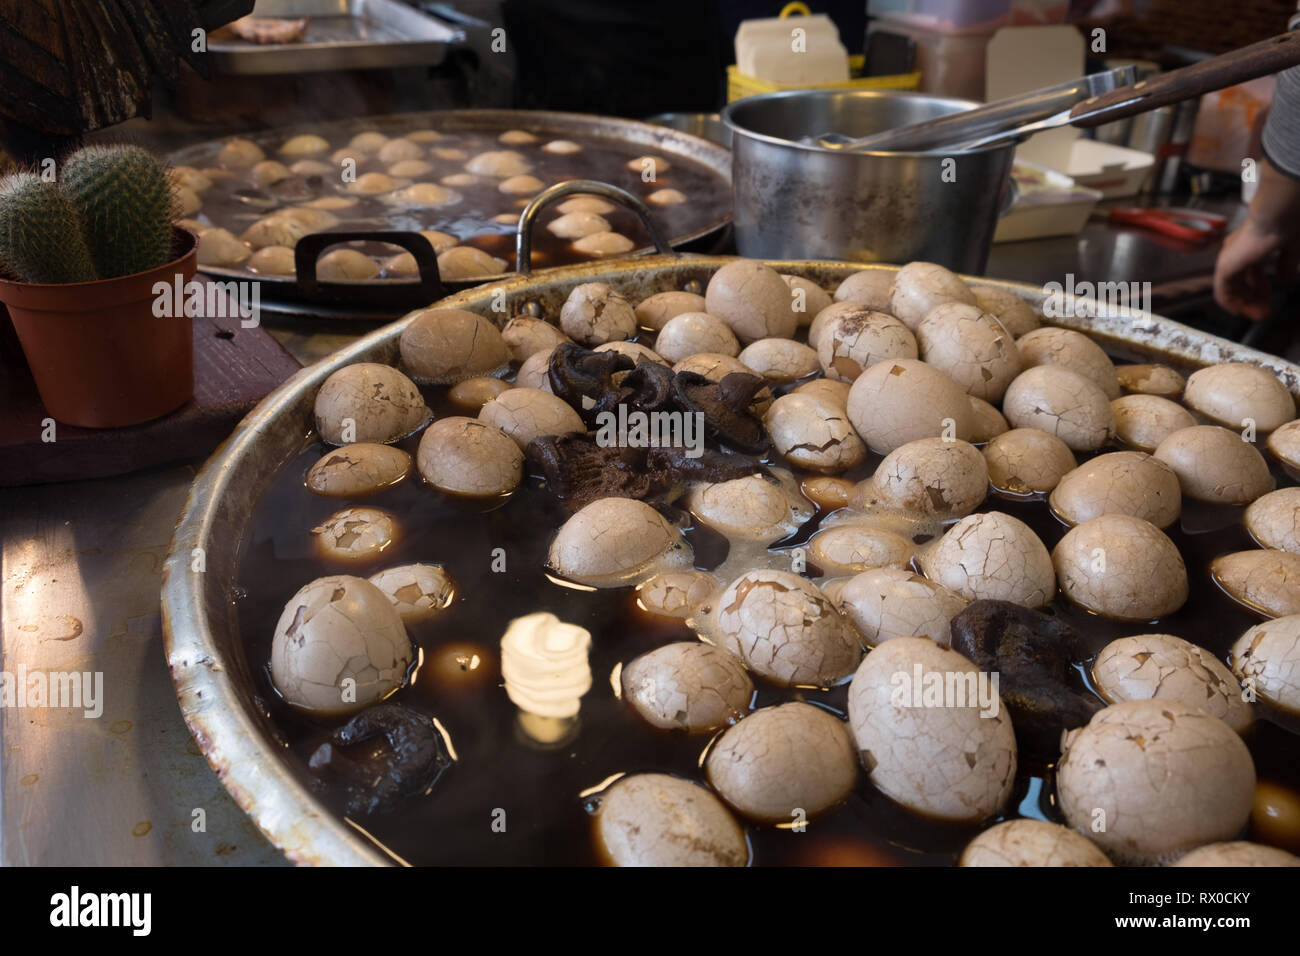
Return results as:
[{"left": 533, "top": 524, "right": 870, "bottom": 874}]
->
[
  {"left": 1057, "top": 699, "right": 1255, "bottom": 865},
  {"left": 269, "top": 574, "right": 411, "bottom": 716},
  {"left": 706, "top": 702, "right": 858, "bottom": 822},
  {"left": 848, "top": 636, "right": 1016, "bottom": 823}
]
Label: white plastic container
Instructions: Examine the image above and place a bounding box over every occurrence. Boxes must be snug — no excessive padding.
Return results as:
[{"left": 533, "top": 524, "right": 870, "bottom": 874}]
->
[
  {"left": 994, "top": 160, "right": 1102, "bottom": 243},
  {"left": 735, "top": 10, "right": 848, "bottom": 87},
  {"left": 1066, "top": 139, "right": 1155, "bottom": 199}
]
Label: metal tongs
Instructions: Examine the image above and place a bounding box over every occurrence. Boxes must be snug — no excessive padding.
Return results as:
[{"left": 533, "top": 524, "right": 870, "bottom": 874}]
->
[{"left": 812, "top": 31, "right": 1300, "bottom": 153}]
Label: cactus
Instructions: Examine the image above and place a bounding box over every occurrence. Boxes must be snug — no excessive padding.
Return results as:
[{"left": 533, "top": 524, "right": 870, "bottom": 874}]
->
[
  {"left": 61, "top": 145, "right": 177, "bottom": 279},
  {"left": 0, "top": 174, "right": 98, "bottom": 284}
]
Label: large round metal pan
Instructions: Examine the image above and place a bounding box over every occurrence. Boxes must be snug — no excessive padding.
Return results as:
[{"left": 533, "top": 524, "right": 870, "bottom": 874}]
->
[
  {"left": 167, "top": 109, "right": 733, "bottom": 317},
  {"left": 161, "top": 254, "right": 1300, "bottom": 866}
]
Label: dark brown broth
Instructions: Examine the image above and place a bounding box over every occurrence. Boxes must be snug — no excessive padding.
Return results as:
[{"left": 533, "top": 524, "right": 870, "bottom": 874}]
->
[
  {"left": 234, "top": 345, "right": 1300, "bottom": 866},
  {"left": 191, "top": 131, "right": 728, "bottom": 277}
]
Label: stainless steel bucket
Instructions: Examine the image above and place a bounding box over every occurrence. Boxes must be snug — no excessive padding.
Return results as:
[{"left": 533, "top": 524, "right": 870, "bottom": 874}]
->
[{"left": 723, "top": 90, "right": 1017, "bottom": 274}]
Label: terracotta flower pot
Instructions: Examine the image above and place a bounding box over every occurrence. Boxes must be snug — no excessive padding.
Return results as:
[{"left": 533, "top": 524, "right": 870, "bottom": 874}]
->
[{"left": 0, "top": 226, "right": 198, "bottom": 428}]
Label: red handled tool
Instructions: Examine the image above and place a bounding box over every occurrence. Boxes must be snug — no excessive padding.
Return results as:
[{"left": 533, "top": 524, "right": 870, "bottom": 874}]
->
[{"left": 1093, "top": 206, "right": 1228, "bottom": 243}]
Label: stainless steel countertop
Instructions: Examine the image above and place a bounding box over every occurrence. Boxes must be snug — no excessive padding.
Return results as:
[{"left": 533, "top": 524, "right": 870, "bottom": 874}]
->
[
  {"left": 0, "top": 203, "right": 1248, "bottom": 865},
  {"left": 0, "top": 329, "right": 333, "bottom": 867}
]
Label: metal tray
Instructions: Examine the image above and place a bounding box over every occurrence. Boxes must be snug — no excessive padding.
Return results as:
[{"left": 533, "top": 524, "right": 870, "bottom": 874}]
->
[
  {"left": 167, "top": 110, "right": 734, "bottom": 317},
  {"left": 207, "top": 0, "right": 465, "bottom": 75},
  {"left": 161, "top": 254, "right": 1300, "bottom": 866}
]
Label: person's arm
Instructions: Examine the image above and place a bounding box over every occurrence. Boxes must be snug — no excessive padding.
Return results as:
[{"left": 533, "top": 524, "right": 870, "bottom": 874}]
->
[
  {"left": 1213, "top": 154, "right": 1300, "bottom": 320},
  {"left": 1213, "top": 36, "right": 1300, "bottom": 321}
]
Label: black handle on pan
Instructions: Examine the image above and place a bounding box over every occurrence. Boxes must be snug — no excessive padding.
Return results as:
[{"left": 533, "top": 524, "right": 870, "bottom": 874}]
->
[
  {"left": 293, "top": 231, "right": 446, "bottom": 307},
  {"left": 514, "top": 179, "right": 676, "bottom": 277}
]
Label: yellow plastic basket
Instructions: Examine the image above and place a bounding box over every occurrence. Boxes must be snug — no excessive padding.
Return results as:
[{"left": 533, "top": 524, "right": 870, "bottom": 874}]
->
[{"left": 726, "top": 4, "right": 920, "bottom": 103}]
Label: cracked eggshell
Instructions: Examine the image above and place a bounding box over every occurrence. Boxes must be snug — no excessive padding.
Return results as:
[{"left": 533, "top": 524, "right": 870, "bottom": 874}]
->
[
  {"left": 834, "top": 269, "right": 895, "bottom": 311},
  {"left": 738, "top": 338, "right": 819, "bottom": 382},
  {"left": 714, "top": 570, "right": 861, "bottom": 687},
  {"left": 1154, "top": 425, "right": 1274, "bottom": 505},
  {"left": 633, "top": 290, "right": 706, "bottom": 331},
  {"left": 1267, "top": 419, "right": 1300, "bottom": 476},
  {"left": 764, "top": 392, "right": 866, "bottom": 474},
  {"left": 1016, "top": 327, "right": 1120, "bottom": 399},
  {"left": 399, "top": 308, "right": 510, "bottom": 384},
  {"left": 622, "top": 642, "right": 753, "bottom": 732},
  {"left": 793, "top": 377, "right": 851, "bottom": 409},
  {"left": 595, "top": 773, "right": 749, "bottom": 867},
  {"left": 515, "top": 347, "right": 555, "bottom": 391},
  {"left": 654, "top": 312, "right": 739, "bottom": 362},
  {"left": 305, "top": 443, "right": 412, "bottom": 497},
  {"left": 706, "top": 702, "right": 858, "bottom": 821},
  {"left": 548, "top": 497, "right": 690, "bottom": 587},
  {"left": 270, "top": 575, "right": 412, "bottom": 716},
  {"left": 312, "top": 507, "right": 399, "bottom": 563},
  {"left": 1172, "top": 841, "right": 1300, "bottom": 867},
  {"left": 704, "top": 259, "right": 798, "bottom": 343},
  {"left": 1245, "top": 487, "right": 1300, "bottom": 552},
  {"left": 559, "top": 282, "right": 637, "bottom": 345},
  {"left": 888, "top": 261, "right": 976, "bottom": 330},
  {"left": 1093, "top": 633, "right": 1253, "bottom": 735},
  {"left": 687, "top": 474, "right": 813, "bottom": 544},
  {"left": 847, "top": 358, "right": 975, "bottom": 453},
  {"left": 1212, "top": 550, "right": 1300, "bottom": 619},
  {"left": 1057, "top": 699, "right": 1256, "bottom": 865},
  {"left": 968, "top": 397, "right": 1009, "bottom": 443},
  {"left": 983, "top": 428, "right": 1076, "bottom": 497},
  {"left": 1116, "top": 363, "right": 1185, "bottom": 398},
  {"left": 1231, "top": 615, "right": 1300, "bottom": 714},
  {"left": 960, "top": 819, "right": 1113, "bottom": 867},
  {"left": 809, "top": 301, "right": 866, "bottom": 353},
  {"left": 848, "top": 636, "right": 1017, "bottom": 822},
  {"left": 1002, "top": 365, "right": 1115, "bottom": 452},
  {"left": 1053, "top": 514, "right": 1187, "bottom": 621},
  {"left": 367, "top": 563, "right": 455, "bottom": 624},
  {"left": 501, "top": 316, "right": 571, "bottom": 363},
  {"left": 916, "top": 302, "right": 1020, "bottom": 402},
  {"left": 836, "top": 567, "right": 967, "bottom": 647},
  {"left": 922, "top": 512, "right": 1055, "bottom": 607},
  {"left": 860, "top": 437, "right": 988, "bottom": 519},
  {"left": 1184, "top": 363, "right": 1295, "bottom": 433},
  {"left": 314, "top": 362, "right": 431, "bottom": 445},
  {"left": 636, "top": 570, "right": 720, "bottom": 619},
  {"left": 478, "top": 387, "right": 584, "bottom": 449},
  {"left": 972, "top": 285, "right": 1041, "bottom": 338},
  {"left": 781, "top": 274, "right": 833, "bottom": 326},
  {"left": 808, "top": 524, "right": 913, "bottom": 577},
  {"left": 416, "top": 416, "right": 522, "bottom": 497},
  {"left": 1049, "top": 451, "right": 1181, "bottom": 529},
  {"left": 1111, "top": 394, "right": 1196, "bottom": 452},
  {"left": 594, "top": 340, "right": 669, "bottom": 366},
  {"left": 818, "top": 309, "right": 919, "bottom": 385}
]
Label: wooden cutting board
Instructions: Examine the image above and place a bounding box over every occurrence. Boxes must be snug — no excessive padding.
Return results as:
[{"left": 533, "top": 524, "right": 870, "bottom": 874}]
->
[{"left": 0, "top": 280, "right": 302, "bottom": 486}]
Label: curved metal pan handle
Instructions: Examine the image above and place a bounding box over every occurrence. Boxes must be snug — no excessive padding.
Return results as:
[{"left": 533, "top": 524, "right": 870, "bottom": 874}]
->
[
  {"left": 294, "top": 231, "right": 446, "bottom": 308},
  {"left": 513, "top": 179, "right": 675, "bottom": 277}
]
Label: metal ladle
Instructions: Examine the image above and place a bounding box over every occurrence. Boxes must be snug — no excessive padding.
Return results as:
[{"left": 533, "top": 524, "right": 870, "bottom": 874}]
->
[{"left": 812, "top": 31, "right": 1300, "bottom": 153}]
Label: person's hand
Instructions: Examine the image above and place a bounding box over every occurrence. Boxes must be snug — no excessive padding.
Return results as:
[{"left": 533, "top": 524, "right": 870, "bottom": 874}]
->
[{"left": 1213, "top": 215, "right": 1300, "bottom": 321}]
